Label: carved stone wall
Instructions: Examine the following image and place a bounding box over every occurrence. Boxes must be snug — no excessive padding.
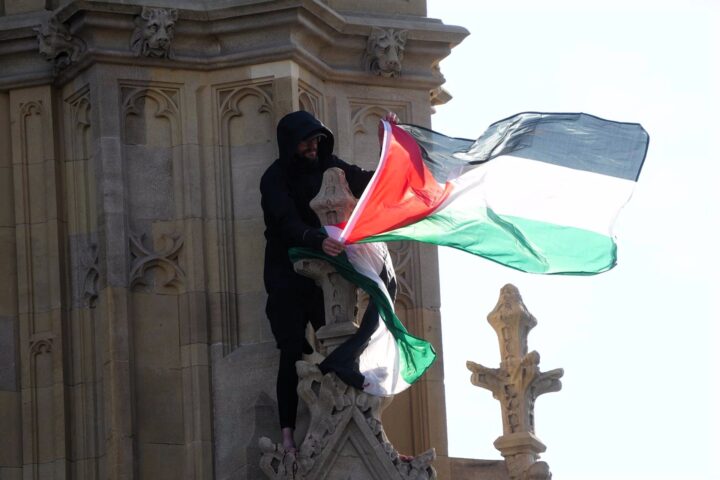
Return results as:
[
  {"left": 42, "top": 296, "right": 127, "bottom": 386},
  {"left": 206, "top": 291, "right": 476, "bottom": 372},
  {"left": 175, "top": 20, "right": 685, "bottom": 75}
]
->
[
  {"left": 0, "top": 92, "right": 23, "bottom": 480},
  {"left": 0, "top": 2, "right": 467, "bottom": 479},
  {"left": 63, "top": 85, "right": 103, "bottom": 480}
]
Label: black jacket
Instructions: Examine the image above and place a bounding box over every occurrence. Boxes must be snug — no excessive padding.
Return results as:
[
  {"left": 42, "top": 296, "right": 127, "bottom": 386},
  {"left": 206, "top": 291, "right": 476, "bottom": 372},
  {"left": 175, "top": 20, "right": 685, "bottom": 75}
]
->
[{"left": 260, "top": 111, "right": 373, "bottom": 293}]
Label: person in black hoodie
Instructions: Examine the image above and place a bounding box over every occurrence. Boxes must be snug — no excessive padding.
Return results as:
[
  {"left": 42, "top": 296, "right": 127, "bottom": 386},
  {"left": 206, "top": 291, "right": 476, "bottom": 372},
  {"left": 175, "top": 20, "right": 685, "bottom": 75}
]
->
[{"left": 260, "top": 110, "right": 397, "bottom": 453}]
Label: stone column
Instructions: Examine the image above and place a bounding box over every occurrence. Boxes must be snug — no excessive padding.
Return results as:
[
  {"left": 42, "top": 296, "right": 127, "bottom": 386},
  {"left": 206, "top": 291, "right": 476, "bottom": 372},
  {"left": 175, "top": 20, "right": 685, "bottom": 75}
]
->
[
  {"left": 467, "top": 285, "right": 564, "bottom": 480},
  {"left": 8, "top": 85, "right": 71, "bottom": 480},
  {"left": 0, "top": 86, "right": 23, "bottom": 480}
]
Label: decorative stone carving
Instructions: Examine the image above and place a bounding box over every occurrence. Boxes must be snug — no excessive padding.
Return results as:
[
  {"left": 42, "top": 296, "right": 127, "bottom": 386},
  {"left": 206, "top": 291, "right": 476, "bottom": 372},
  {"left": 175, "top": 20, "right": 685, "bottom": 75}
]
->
[
  {"left": 123, "top": 85, "right": 181, "bottom": 122},
  {"left": 298, "top": 82, "right": 323, "bottom": 119},
  {"left": 129, "top": 232, "right": 184, "bottom": 292},
  {"left": 34, "top": 17, "right": 86, "bottom": 73},
  {"left": 18, "top": 100, "right": 43, "bottom": 167},
  {"left": 309, "top": 168, "right": 357, "bottom": 227},
  {"left": 295, "top": 168, "right": 359, "bottom": 354},
  {"left": 363, "top": 27, "right": 408, "bottom": 78},
  {"left": 81, "top": 243, "right": 100, "bottom": 308},
  {"left": 29, "top": 337, "right": 53, "bottom": 356},
  {"left": 298, "top": 92, "right": 320, "bottom": 118},
  {"left": 349, "top": 102, "right": 410, "bottom": 167},
  {"left": 259, "top": 362, "right": 436, "bottom": 480},
  {"left": 214, "top": 82, "right": 274, "bottom": 354},
  {"left": 66, "top": 88, "right": 92, "bottom": 161},
  {"left": 467, "top": 284, "right": 562, "bottom": 480},
  {"left": 130, "top": 6, "right": 178, "bottom": 58}
]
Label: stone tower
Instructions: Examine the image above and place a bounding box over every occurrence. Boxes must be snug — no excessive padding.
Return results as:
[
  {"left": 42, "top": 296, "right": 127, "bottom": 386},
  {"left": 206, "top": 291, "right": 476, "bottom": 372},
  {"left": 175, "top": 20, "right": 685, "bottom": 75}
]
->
[{"left": 0, "top": 1, "right": 467, "bottom": 479}]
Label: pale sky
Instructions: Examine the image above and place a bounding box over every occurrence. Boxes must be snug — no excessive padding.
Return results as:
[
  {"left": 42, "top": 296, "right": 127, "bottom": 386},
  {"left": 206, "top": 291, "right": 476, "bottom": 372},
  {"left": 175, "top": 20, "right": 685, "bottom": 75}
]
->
[{"left": 426, "top": 1, "right": 720, "bottom": 479}]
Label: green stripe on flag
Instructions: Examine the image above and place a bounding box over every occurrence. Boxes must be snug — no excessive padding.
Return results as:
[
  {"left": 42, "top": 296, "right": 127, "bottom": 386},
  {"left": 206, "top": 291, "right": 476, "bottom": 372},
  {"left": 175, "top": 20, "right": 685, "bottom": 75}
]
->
[
  {"left": 288, "top": 247, "right": 436, "bottom": 384},
  {"left": 363, "top": 207, "right": 617, "bottom": 275}
]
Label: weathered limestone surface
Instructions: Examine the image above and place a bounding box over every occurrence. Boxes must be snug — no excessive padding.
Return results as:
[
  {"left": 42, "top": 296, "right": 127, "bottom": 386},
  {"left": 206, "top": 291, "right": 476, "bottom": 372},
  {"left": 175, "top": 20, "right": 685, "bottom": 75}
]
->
[{"left": 0, "top": 1, "right": 467, "bottom": 479}]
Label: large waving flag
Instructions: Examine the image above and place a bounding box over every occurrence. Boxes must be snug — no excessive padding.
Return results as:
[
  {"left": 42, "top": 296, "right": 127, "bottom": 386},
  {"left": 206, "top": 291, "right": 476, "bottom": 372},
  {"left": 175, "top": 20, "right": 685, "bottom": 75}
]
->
[{"left": 340, "top": 112, "right": 649, "bottom": 274}]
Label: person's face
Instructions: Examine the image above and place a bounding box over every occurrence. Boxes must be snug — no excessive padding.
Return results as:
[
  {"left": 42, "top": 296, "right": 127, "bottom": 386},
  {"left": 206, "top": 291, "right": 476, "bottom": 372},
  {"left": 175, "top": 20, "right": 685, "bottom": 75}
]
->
[{"left": 296, "top": 136, "right": 319, "bottom": 161}]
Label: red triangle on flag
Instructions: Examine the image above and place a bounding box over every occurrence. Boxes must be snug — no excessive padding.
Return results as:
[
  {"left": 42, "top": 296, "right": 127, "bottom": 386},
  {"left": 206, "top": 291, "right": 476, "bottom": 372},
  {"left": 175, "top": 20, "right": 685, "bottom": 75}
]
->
[{"left": 341, "top": 123, "right": 452, "bottom": 244}]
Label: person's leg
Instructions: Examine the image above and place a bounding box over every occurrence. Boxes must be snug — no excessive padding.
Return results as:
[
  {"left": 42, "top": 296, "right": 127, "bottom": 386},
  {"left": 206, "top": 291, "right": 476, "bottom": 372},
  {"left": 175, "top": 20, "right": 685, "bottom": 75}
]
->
[
  {"left": 266, "top": 289, "right": 309, "bottom": 453},
  {"left": 318, "top": 302, "right": 378, "bottom": 389},
  {"left": 318, "top": 261, "right": 396, "bottom": 389},
  {"left": 277, "top": 345, "right": 303, "bottom": 452}
]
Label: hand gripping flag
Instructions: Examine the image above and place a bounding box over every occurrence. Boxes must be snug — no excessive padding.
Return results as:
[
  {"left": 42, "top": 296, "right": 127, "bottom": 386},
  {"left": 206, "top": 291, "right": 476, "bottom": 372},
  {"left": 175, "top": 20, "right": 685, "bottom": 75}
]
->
[{"left": 340, "top": 112, "right": 649, "bottom": 274}]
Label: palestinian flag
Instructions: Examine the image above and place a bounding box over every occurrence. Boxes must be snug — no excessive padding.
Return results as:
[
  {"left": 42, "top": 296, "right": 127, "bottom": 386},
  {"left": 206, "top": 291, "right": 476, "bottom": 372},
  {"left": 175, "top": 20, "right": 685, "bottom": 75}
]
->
[
  {"left": 339, "top": 112, "right": 649, "bottom": 274},
  {"left": 290, "top": 226, "right": 435, "bottom": 396}
]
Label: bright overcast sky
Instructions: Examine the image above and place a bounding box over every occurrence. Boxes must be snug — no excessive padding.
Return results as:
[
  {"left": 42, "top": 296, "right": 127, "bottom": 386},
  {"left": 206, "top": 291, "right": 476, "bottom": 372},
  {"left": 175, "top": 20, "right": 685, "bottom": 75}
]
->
[{"left": 425, "top": 1, "right": 719, "bottom": 479}]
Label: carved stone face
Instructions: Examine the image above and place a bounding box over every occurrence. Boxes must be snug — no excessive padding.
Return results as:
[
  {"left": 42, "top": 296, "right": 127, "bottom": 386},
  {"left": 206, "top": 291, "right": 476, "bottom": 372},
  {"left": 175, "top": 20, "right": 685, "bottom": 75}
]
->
[
  {"left": 34, "top": 18, "right": 85, "bottom": 72},
  {"left": 364, "top": 28, "right": 408, "bottom": 78},
  {"left": 131, "top": 7, "right": 178, "bottom": 58},
  {"left": 35, "top": 22, "right": 66, "bottom": 59}
]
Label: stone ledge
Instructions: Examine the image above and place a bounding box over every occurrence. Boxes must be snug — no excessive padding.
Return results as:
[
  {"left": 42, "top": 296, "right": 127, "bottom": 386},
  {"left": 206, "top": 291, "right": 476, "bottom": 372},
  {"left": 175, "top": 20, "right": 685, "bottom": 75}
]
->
[{"left": 0, "top": 0, "right": 468, "bottom": 91}]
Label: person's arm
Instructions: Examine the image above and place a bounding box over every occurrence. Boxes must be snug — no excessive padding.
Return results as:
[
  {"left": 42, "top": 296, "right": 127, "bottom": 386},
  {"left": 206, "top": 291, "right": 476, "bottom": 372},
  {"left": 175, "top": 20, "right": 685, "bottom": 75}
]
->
[
  {"left": 260, "top": 170, "right": 327, "bottom": 251},
  {"left": 342, "top": 162, "right": 374, "bottom": 197}
]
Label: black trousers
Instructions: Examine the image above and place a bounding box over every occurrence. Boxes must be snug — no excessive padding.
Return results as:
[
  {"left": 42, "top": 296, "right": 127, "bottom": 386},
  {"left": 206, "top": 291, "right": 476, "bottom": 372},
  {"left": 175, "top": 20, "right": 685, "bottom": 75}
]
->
[
  {"left": 271, "top": 268, "right": 396, "bottom": 429},
  {"left": 320, "top": 272, "right": 397, "bottom": 391},
  {"left": 267, "top": 281, "right": 324, "bottom": 429}
]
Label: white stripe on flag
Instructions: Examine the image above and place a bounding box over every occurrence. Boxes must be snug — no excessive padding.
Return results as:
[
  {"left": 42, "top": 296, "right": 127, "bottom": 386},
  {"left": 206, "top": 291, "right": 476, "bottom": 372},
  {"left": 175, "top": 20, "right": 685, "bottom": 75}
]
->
[
  {"left": 444, "top": 156, "right": 637, "bottom": 236},
  {"left": 326, "top": 226, "right": 410, "bottom": 396}
]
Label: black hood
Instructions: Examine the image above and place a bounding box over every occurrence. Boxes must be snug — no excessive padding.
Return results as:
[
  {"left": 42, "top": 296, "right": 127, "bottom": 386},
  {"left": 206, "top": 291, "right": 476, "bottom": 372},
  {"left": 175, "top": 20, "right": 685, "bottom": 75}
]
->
[{"left": 276, "top": 111, "right": 334, "bottom": 168}]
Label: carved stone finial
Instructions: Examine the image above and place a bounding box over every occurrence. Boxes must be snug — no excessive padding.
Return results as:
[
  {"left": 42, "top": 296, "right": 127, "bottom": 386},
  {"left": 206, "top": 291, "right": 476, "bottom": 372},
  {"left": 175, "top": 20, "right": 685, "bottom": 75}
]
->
[
  {"left": 363, "top": 27, "right": 408, "bottom": 78},
  {"left": 293, "top": 260, "right": 358, "bottom": 355},
  {"left": 34, "top": 17, "right": 86, "bottom": 74},
  {"left": 309, "top": 168, "right": 357, "bottom": 226},
  {"left": 466, "top": 284, "right": 563, "bottom": 480},
  {"left": 130, "top": 7, "right": 178, "bottom": 58},
  {"left": 295, "top": 168, "right": 360, "bottom": 355}
]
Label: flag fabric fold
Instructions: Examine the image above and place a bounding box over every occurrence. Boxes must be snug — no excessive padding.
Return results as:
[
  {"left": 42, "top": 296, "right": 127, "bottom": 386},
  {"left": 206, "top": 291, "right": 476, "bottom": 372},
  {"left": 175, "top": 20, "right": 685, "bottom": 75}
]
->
[
  {"left": 289, "top": 227, "right": 436, "bottom": 397},
  {"left": 340, "top": 112, "right": 649, "bottom": 274}
]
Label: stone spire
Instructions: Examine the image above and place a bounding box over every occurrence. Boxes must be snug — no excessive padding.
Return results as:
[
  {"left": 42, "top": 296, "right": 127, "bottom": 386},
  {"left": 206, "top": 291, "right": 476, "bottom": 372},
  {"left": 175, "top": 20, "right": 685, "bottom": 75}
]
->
[{"left": 467, "top": 284, "right": 564, "bottom": 480}]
